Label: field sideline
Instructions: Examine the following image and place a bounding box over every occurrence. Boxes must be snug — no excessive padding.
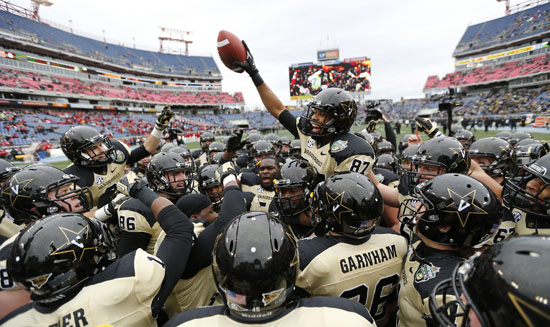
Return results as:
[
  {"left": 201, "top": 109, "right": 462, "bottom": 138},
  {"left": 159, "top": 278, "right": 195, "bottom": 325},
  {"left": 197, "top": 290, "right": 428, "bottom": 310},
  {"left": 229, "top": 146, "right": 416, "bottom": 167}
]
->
[{"left": 27, "top": 122, "right": 550, "bottom": 170}]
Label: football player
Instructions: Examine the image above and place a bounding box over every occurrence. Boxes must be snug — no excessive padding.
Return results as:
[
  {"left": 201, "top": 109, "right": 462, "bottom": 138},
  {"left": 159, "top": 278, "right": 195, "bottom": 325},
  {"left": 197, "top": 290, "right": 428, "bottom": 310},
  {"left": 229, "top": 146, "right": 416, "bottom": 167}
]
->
[
  {"left": 240, "top": 156, "right": 280, "bottom": 212},
  {"left": 297, "top": 172, "right": 407, "bottom": 326},
  {"left": 272, "top": 159, "right": 319, "bottom": 238},
  {"left": 115, "top": 152, "right": 194, "bottom": 256},
  {"left": 164, "top": 211, "right": 376, "bottom": 326},
  {"left": 0, "top": 179, "right": 194, "bottom": 326},
  {"left": 396, "top": 174, "right": 502, "bottom": 327},
  {"left": 503, "top": 154, "right": 550, "bottom": 235},
  {"left": 155, "top": 169, "right": 248, "bottom": 316},
  {"left": 0, "top": 164, "right": 91, "bottom": 319},
  {"left": 0, "top": 159, "right": 20, "bottom": 239},
  {"left": 192, "top": 132, "right": 215, "bottom": 167},
  {"left": 61, "top": 107, "right": 174, "bottom": 209},
  {"left": 430, "top": 235, "right": 550, "bottom": 327},
  {"left": 233, "top": 43, "right": 375, "bottom": 181}
]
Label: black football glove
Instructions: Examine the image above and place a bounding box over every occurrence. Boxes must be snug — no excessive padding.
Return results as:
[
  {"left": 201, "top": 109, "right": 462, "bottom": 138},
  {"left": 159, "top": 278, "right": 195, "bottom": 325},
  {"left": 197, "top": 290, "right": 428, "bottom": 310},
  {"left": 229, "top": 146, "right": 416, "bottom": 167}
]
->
[
  {"left": 226, "top": 130, "right": 245, "bottom": 153},
  {"left": 415, "top": 116, "right": 442, "bottom": 138},
  {"left": 116, "top": 176, "right": 148, "bottom": 198},
  {"left": 233, "top": 41, "right": 264, "bottom": 87},
  {"left": 155, "top": 106, "right": 175, "bottom": 131}
]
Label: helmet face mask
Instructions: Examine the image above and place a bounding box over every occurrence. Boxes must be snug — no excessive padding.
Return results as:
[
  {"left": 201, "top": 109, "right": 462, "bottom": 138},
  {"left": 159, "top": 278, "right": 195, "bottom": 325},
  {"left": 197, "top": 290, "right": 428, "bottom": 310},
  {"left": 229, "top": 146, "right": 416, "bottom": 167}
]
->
[
  {"left": 299, "top": 88, "right": 357, "bottom": 138},
  {"left": 274, "top": 160, "right": 317, "bottom": 218},
  {"left": 430, "top": 236, "right": 550, "bottom": 327},
  {"left": 199, "top": 165, "right": 223, "bottom": 212},
  {"left": 504, "top": 156, "right": 550, "bottom": 225},
  {"left": 2, "top": 165, "right": 91, "bottom": 225},
  {"left": 200, "top": 132, "right": 215, "bottom": 151}
]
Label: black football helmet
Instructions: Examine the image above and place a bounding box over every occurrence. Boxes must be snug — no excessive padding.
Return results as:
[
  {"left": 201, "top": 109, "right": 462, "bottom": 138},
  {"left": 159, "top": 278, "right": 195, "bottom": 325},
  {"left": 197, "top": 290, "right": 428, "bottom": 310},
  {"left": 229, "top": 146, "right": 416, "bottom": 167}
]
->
[
  {"left": 2, "top": 164, "right": 91, "bottom": 225},
  {"left": 375, "top": 154, "right": 398, "bottom": 173},
  {"left": 513, "top": 139, "right": 550, "bottom": 170},
  {"left": 200, "top": 132, "right": 215, "bottom": 151},
  {"left": 290, "top": 140, "right": 301, "bottom": 159},
  {"left": 274, "top": 159, "right": 318, "bottom": 219},
  {"left": 399, "top": 173, "right": 502, "bottom": 248},
  {"left": 244, "top": 133, "right": 262, "bottom": 152},
  {"left": 407, "top": 137, "right": 470, "bottom": 193},
  {"left": 430, "top": 235, "right": 550, "bottom": 327},
  {"left": 252, "top": 140, "right": 275, "bottom": 164},
  {"left": 398, "top": 144, "right": 420, "bottom": 177},
  {"left": 165, "top": 127, "right": 185, "bottom": 145},
  {"left": 7, "top": 213, "right": 117, "bottom": 303},
  {"left": 311, "top": 172, "right": 383, "bottom": 238},
  {"left": 198, "top": 164, "right": 223, "bottom": 211},
  {"left": 169, "top": 145, "right": 196, "bottom": 170},
  {"left": 508, "top": 132, "right": 531, "bottom": 147},
  {"left": 161, "top": 142, "right": 177, "bottom": 153},
  {"left": 146, "top": 152, "right": 193, "bottom": 197},
  {"left": 212, "top": 211, "right": 298, "bottom": 322},
  {"left": 207, "top": 141, "right": 225, "bottom": 164},
  {"left": 299, "top": 88, "right": 357, "bottom": 137},
  {"left": 61, "top": 126, "right": 115, "bottom": 167},
  {"left": 0, "top": 158, "right": 19, "bottom": 184},
  {"left": 454, "top": 129, "right": 476, "bottom": 150},
  {"left": 468, "top": 137, "right": 514, "bottom": 178},
  {"left": 494, "top": 131, "right": 510, "bottom": 141},
  {"left": 503, "top": 154, "right": 550, "bottom": 232},
  {"left": 376, "top": 140, "right": 395, "bottom": 156}
]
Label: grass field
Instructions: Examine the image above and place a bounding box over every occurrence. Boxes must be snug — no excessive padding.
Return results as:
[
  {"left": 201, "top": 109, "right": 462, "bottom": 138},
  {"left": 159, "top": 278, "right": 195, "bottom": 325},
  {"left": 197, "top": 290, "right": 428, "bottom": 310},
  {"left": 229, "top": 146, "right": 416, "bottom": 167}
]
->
[{"left": 26, "top": 122, "right": 550, "bottom": 171}]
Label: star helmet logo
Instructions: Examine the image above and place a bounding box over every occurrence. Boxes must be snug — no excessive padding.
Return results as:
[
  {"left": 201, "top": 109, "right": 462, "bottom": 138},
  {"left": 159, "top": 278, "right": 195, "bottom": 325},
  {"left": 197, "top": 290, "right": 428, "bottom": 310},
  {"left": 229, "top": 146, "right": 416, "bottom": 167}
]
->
[
  {"left": 2, "top": 176, "right": 33, "bottom": 207},
  {"left": 325, "top": 191, "right": 353, "bottom": 224},
  {"left": 442, "top": 188, "right": 487, "bottom": 228},
  {"left": 49, "top": 225, "right": 98, "bottom": 261},
  {"left": 307, "top": 138, "right": 315, "bottom": 148},
  {"left": 28, "top": 273, "right": 53, "bottom": 289},
  {"left": 449, "top": 147, "right": 469, "bottom": 167},
  {"left": 508, "top": 292, "right": 550, "bottom": 327}
]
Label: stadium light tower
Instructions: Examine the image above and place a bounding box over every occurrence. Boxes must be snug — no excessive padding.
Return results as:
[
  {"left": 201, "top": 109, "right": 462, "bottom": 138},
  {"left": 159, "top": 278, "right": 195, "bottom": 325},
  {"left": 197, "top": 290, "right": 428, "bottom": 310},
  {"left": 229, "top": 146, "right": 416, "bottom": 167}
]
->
[
  {"left": 31, "top": 0, "right": 52, "bottom": 22},
  {"left": 158, "top": 27, "right": 193, "bottom": 56},
  {"left": 497, "top": 0, "right": 511, "bottom": 15}
]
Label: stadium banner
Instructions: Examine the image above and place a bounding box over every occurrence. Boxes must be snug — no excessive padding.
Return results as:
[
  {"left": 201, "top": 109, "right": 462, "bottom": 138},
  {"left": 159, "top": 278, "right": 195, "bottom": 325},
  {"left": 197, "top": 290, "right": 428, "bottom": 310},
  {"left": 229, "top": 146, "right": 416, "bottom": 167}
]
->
[
  {"left": 455, "top": 43, "right": 546, "bottom": 67},
  {"left": 289, "top": 58, "right": 371, "bottom": 100}
]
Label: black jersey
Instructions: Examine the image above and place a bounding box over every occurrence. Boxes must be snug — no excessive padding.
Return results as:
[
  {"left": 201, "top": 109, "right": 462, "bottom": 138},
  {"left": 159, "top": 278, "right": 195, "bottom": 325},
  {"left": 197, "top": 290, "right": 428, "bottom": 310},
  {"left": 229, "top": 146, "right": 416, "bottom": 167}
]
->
[{"left": 164, "top": 296, "right": 376, "bottom": 327}]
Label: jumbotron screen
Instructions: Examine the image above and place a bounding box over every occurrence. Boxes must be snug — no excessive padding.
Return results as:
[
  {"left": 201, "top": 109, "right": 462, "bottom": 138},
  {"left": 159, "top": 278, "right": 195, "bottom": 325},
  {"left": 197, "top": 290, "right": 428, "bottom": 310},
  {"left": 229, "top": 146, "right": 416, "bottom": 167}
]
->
[{"left": 289, "top": 57, "right": 371, "bottom": 100}]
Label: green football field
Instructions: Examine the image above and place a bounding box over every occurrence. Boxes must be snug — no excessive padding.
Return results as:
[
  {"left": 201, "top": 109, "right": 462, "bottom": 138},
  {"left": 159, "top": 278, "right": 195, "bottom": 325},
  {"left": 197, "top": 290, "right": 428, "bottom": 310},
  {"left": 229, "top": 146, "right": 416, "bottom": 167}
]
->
[{"left": 36, "top": 122, "right": 550, "bottom": 170}]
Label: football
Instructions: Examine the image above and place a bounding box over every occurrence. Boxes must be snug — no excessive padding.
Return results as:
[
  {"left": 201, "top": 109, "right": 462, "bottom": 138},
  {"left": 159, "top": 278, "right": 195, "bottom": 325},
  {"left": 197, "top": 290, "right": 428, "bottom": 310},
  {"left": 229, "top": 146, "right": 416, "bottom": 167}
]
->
[{"left": 217, "top": 30, "right": 247, "bottom": 73}]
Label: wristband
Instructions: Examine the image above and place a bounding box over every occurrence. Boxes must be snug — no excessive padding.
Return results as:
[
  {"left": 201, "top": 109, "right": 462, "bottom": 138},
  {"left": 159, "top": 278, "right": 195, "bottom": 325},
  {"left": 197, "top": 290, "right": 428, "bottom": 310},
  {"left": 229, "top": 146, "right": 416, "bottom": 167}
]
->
[
  {"left": 151, "top": 127, "right": 164, "bottom": 139},
  {"left": 95, "top": 204, "right": 113, "bottom": 221},
  {"left": 223, "top": 174, "right": 237, "bottom": 188},
  {"left": 251, "top": 72, "right": 264, "bottom": 87}
]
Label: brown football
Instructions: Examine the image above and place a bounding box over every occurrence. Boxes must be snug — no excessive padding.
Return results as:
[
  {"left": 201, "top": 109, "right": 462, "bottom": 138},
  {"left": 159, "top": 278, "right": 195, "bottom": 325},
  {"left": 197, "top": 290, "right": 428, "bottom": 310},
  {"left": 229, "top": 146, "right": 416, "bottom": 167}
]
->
[{"left": 217, "top": 30, "right": 247, "bottom": 73}]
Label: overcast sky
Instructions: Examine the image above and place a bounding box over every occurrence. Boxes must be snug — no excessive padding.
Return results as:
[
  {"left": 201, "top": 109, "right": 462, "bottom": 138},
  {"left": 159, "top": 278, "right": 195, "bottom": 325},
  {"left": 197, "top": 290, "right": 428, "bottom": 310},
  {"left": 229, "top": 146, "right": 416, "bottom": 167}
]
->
[{"left": 9, "top": 0, "right": 510, "bottom": 108}]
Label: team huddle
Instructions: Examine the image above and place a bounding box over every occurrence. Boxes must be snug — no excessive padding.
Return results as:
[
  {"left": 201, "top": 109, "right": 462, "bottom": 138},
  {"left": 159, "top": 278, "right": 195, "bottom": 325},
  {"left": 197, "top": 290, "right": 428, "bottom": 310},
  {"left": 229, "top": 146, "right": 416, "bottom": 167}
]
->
[{"left": 0, "top": 40, "right": 548, "bottom": 327}]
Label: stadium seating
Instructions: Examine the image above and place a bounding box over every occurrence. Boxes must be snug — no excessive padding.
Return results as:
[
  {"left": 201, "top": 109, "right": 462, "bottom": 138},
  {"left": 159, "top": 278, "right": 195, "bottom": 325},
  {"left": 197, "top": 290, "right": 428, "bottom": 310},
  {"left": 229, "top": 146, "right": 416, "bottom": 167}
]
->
[
  {"left": 423, "top": 54, "right": 550, "bottom": 90},
  {"left": 454, "top": 2, "right": 550, "bottom": 55},
  {"left": 0, "top": 9, "right": 220, "bottom": 77}
]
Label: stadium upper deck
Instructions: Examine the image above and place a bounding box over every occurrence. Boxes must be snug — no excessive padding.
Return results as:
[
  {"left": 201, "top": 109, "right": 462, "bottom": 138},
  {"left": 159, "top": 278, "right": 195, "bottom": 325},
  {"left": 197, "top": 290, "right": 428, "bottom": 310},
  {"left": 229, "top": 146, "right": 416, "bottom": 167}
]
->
[{"left": 0, "top": 8, "right": 220, "bottom": 79}]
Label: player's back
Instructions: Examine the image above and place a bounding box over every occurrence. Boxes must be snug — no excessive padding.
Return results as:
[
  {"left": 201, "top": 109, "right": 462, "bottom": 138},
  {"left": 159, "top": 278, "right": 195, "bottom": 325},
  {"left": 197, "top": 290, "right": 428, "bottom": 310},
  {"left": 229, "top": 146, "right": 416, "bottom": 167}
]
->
[{"left": 296, "top": 227, "right": 407, "bottom": 323}]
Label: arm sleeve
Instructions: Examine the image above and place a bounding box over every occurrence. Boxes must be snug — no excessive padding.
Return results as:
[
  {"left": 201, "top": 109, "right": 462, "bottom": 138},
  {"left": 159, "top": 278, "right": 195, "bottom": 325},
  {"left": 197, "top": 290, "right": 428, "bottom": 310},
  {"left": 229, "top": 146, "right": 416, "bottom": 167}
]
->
[
  {"left": 384, "top": 122, "right": 397, "bottom": 150},
  {"left": 127, "top": 144, "right": 150, "bottom": 166},
  {"left": 151, "top": 205, "right": 194, "bottom": 316},
  {"left": 182, "top": 185, "right": 247, "bottom": 277},
  {"left": 279, "top": 110, "right": 299, "bottom": 138},
  {"left": 116, "top": 231, "right": 151, "bottom": 257}
]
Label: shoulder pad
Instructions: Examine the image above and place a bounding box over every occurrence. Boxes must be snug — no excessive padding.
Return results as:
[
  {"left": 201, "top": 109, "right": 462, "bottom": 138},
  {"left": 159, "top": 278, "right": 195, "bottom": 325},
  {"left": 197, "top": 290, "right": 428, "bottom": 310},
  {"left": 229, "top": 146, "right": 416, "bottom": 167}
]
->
[{"left": 330, "top": 133, "right": 375, "bottom": 161}]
